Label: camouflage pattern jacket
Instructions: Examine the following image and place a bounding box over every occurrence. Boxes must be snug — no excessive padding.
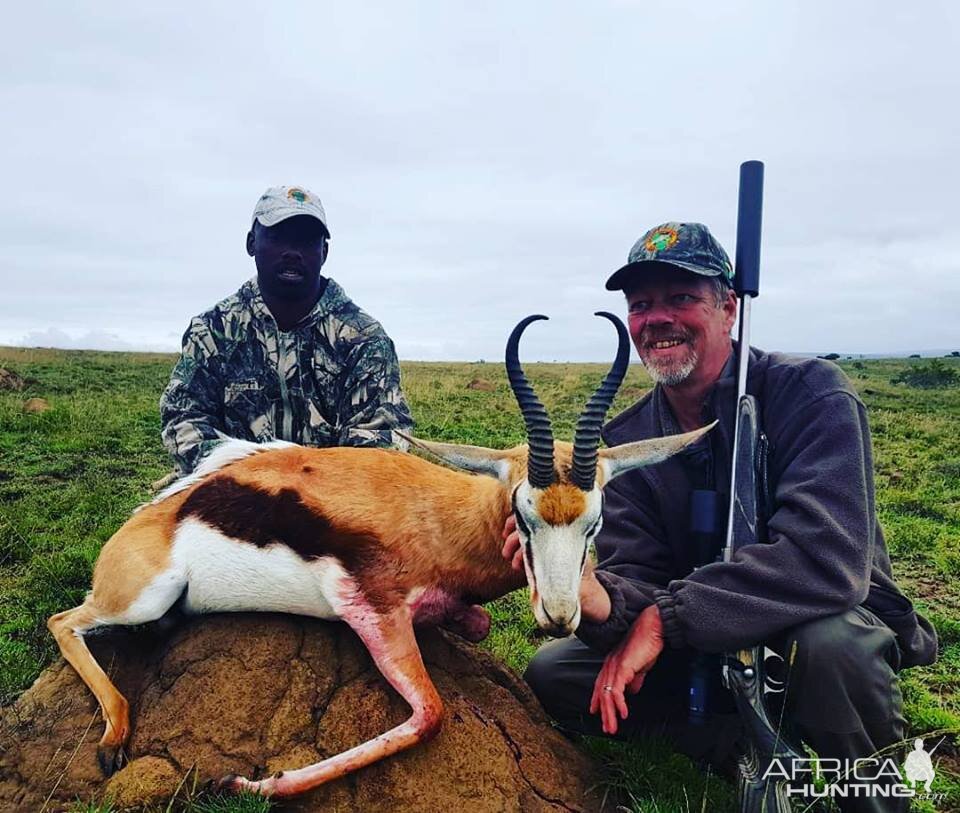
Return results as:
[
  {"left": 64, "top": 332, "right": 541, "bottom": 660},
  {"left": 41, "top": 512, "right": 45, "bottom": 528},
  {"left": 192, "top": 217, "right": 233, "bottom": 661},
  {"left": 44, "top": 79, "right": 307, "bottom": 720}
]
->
[{"left": 160, "top": 277, "right": 414, "bottom": 475}]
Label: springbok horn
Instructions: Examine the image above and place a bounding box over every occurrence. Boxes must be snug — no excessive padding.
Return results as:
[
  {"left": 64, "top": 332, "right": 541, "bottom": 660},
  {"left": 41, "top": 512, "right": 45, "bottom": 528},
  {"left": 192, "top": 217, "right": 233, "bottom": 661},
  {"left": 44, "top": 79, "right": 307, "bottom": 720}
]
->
[
  {"left": 570, "top": 312, "right": 631, "bottom": 490},
  {"left": 505, "top": 315, "right": 555, "bottom": 489}
]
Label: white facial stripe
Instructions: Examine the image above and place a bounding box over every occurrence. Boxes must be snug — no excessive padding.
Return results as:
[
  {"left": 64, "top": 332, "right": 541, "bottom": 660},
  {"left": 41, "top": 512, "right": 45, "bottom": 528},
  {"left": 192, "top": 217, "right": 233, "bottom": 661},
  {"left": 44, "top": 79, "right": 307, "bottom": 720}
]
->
[{"left": 520, "top": 487, "right": 602, "bottom": 632}]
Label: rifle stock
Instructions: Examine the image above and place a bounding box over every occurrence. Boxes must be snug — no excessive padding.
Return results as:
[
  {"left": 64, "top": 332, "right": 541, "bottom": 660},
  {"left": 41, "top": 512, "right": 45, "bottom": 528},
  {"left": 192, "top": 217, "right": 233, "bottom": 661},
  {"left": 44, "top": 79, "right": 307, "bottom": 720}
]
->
[{"left": 723, "top": 395, "right": 804, "bottom": 812}]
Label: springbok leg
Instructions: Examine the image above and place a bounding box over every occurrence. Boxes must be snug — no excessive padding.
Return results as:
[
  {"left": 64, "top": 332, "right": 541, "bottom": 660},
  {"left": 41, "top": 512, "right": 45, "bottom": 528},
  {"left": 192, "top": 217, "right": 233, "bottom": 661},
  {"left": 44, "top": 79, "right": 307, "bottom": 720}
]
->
[
  {"left": 221, "top": 603, "right": 444, "bottom": 797},
  {"left": 47, "top": 602, "right": 131, "bottom": 775},
  {"left": 48, "top": 553, "right": 186, "bottom": 776}
]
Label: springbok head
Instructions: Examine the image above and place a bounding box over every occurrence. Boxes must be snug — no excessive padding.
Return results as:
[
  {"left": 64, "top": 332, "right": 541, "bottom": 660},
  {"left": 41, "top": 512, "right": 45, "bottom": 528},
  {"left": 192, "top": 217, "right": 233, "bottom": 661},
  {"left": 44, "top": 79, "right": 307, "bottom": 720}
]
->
[{"left": 407, "top": 313, "right": 714, "bottom": 637}]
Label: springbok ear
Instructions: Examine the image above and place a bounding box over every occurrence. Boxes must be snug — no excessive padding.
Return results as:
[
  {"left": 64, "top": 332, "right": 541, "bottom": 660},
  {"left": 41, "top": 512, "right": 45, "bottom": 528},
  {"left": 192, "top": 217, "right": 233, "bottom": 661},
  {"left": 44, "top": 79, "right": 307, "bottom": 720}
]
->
[
  {"left": 398, "top": 431, "right": 514, "bottom": 483},
  {"left": 598, "top": 421, "right": 717, "bottom": 484}
]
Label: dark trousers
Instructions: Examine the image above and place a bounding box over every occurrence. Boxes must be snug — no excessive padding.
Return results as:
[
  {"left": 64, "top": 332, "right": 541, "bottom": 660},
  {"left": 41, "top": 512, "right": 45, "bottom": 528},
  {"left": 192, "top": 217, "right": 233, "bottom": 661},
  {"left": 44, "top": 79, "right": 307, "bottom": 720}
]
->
[{"left": 524, "top": 607, "right": 907, "bottom": 813}]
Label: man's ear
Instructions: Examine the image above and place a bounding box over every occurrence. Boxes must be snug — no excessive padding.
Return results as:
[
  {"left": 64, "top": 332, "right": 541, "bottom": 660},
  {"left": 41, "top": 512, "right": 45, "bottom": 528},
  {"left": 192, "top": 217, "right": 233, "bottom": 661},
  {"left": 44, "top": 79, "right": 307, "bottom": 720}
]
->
[
  {"left": 320, "top": 237, "right": 330, "bottom": 268},
  {"left": 246, "top": 229, "right": 256, "bottom": 257},
  {"left": 723, "top": 288, "right": 738, "bottom": 333}
]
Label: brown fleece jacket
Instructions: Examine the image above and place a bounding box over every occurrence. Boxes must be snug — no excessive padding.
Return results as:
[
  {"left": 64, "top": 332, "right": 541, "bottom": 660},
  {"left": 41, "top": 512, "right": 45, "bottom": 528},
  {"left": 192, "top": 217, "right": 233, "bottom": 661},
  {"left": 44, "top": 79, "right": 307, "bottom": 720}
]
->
[{"left": 576, "top": 345, "right": 938, "bottom": 668}]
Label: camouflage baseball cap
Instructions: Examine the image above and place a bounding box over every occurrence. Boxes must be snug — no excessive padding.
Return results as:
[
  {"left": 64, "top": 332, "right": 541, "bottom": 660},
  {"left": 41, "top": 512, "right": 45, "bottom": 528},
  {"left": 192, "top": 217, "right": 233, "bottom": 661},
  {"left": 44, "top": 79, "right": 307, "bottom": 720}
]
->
[
  {"left": 252, "top": 186, "right": 330, "bottom": 234},
  {"left": 605, "top": 222, "right": 733, "bottom": 291}
]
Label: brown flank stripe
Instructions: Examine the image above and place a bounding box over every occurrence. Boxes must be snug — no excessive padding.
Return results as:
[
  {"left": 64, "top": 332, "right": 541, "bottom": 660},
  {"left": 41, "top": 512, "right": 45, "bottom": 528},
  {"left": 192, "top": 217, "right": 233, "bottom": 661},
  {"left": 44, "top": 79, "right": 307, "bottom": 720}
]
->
[{"left": 176, "top": 476, "right": 405, "bottom": 610}]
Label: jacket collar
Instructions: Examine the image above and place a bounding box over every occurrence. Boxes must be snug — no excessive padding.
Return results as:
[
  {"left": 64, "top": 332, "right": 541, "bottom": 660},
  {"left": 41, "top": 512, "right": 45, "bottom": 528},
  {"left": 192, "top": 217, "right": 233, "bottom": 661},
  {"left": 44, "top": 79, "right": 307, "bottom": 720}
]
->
[{"left": 242, "top": 277, "right": 350, "bottom": 328}]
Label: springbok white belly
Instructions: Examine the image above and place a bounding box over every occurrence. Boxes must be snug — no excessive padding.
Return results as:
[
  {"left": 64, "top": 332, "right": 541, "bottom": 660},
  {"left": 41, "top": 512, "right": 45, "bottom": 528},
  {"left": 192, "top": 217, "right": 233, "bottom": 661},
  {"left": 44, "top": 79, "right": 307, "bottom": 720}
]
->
[{"left": 168, "top": 518, "right": 345, "bottom": 618}]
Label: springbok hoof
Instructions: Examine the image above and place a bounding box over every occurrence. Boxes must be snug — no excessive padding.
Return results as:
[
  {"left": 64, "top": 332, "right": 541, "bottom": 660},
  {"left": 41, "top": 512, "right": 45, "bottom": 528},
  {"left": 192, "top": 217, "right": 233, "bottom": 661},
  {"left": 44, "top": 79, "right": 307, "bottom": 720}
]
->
[
  {"left": 96, "top": 743, "right": 126, "bottom": 777},
  {"left": 217, "top": 772, "right": 283, "bottom": 797}
]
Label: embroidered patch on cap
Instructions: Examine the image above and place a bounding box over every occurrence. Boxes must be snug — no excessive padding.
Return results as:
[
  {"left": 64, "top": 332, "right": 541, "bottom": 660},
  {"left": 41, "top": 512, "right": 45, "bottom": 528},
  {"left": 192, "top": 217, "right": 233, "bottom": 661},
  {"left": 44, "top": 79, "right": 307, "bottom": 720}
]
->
[
  {"left": 644, "top": 227, "right": 679, "bottom": 253},
  {"left": 287, "top": 188, "right": 309, "bottom": 203}
]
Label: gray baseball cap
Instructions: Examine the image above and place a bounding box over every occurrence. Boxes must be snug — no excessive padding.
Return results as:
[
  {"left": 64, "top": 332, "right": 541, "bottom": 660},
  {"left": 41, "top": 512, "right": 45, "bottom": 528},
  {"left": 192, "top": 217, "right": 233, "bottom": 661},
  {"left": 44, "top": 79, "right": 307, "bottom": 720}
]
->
[
  {"left": 252, "top": 186, "right": 330, "bottom": 234},
  {"left": 605, "top": 222, "right": 733, "bottom": 291}
]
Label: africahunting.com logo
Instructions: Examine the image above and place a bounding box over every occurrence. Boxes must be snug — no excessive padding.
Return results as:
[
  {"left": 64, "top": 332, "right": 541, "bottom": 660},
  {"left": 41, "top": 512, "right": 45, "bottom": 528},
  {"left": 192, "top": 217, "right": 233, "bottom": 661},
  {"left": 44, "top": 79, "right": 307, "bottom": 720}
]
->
[{"left": 762, "top": 736, "right": 947, "bottom": 804}]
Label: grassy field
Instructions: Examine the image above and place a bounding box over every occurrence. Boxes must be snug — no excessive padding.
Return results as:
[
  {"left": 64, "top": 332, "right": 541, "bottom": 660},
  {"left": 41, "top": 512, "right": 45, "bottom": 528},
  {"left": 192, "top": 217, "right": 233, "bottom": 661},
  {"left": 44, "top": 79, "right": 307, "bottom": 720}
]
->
[{"left": 1, "top": 347, "right": 958, "bottom": 812}]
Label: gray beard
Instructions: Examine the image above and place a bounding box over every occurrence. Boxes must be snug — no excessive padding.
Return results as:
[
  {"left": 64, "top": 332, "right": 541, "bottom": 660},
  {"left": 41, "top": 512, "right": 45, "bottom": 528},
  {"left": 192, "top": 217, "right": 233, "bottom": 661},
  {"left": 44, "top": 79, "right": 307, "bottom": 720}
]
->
[{"left": 642, "top": 348, "right": 699, "bottom": 386}]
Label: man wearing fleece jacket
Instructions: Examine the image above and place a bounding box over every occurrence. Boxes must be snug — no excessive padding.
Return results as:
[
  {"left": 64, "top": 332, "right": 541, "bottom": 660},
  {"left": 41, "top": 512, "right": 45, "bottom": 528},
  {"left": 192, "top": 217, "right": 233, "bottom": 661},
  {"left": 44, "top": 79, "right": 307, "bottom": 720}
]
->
[{"left": 503, "top": 222, "right": 937, "bottom": 813}]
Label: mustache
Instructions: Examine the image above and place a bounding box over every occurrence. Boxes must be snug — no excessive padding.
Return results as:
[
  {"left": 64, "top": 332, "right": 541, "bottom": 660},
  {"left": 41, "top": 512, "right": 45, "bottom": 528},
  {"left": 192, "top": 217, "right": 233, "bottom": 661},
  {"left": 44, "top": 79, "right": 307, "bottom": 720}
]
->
[{"left": 639, "top": 329, "right": 691, "bottom": 348}]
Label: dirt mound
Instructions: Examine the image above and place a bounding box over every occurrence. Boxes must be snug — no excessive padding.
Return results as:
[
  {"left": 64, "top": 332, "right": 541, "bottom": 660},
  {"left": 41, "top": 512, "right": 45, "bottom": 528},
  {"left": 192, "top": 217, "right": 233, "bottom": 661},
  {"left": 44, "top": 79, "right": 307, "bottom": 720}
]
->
[
  {"left": 0, "top": 614, "right": 598, "bottom": 812},
  {"left": 0, "top": 368, "right": 26, "bottom": 392}
]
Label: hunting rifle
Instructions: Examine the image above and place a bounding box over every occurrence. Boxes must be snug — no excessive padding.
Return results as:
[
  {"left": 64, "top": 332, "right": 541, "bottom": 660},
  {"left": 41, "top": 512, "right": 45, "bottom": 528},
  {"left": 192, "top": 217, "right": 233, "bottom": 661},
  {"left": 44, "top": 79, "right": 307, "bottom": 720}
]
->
[{"left": 720, "top": 161, "right": 806, "bottom": 812}]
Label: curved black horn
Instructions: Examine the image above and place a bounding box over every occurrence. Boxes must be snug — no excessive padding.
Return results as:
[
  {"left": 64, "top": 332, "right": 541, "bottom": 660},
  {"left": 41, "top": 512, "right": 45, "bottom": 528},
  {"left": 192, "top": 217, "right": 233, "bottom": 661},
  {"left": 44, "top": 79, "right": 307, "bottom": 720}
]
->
[
  {"left": 570, "top": 312, "right": 631, "bottom": 490},
  {"left": 505, "top": 314, "right": 556, "bottom": 489}
]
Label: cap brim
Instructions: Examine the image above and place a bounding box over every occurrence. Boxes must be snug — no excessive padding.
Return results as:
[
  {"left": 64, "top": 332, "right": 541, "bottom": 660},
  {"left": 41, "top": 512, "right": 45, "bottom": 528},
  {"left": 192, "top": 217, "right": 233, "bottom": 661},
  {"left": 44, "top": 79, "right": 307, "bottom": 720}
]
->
[
  {"left": 605, "top": 259, "right": 722, "bottom": 291},
  {"left": 255, "top": 208, "right": 329, "bottom": 234}
]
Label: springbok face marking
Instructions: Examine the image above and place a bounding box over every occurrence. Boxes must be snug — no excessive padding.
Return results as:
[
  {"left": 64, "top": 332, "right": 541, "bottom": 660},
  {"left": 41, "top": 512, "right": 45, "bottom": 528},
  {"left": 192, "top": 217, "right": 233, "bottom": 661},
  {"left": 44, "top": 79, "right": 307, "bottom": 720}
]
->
[{"left": 513, "top": 479, "right": 602, "bottom": 636}]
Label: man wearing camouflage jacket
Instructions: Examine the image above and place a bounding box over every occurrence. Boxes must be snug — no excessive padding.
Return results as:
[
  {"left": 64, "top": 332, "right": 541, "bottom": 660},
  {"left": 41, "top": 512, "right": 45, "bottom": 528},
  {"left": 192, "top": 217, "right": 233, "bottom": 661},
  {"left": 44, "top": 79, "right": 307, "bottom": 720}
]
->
[{"left": 160, "top": 185, "right": 413, "bottom": 476}]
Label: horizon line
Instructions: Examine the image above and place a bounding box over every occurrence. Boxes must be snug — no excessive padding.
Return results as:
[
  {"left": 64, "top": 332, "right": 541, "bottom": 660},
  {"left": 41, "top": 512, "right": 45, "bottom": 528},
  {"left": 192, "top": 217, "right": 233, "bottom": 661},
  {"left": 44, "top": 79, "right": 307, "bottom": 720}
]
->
[{"left": 2, "top": 344, "right": 959, "bottom": 363}]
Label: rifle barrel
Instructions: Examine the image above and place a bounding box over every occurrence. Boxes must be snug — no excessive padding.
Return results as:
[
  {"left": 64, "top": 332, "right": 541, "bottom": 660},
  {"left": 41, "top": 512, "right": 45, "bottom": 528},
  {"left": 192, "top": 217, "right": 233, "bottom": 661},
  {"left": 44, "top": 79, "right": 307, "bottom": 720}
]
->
[
  {"left": 723, "top": 160, "right": 764, "bottom": 563},
  {"left": 735, "top": 161, "right": 764, "bottom": 299}
]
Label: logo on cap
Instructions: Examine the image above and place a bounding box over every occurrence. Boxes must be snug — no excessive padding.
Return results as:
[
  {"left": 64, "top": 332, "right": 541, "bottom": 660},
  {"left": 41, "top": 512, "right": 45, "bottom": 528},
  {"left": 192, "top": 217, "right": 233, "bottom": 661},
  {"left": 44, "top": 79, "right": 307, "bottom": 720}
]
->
[
  {"left": 644, "top": 226, "right": 679, "bottom": 253},
  {"left": 288, "top": 188, "right": 309, "bottom": 203}
]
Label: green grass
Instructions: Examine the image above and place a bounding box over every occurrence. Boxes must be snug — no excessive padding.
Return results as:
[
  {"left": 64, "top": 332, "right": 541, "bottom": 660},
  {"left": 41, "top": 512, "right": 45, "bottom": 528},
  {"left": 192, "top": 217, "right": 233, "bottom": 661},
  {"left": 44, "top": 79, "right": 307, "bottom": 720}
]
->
[
  {"left": 583, "top": 737, "right": 737, "bottom": 812},
  {"left": 2, "top": 348, "right": 959, "bottom": 811}
]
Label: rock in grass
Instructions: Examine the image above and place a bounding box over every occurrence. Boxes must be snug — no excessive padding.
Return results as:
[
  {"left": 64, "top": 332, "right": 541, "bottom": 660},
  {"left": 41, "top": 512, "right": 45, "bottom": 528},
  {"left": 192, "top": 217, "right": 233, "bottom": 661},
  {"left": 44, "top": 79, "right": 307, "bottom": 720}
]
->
[
  {"left": 0, "top": 368, "right": 26, "bottom": 392},
  {"left": 0, "top": 615, "right": 598, "bottom": 812},
  {"left": 23, "top": 397, "right": 50, "bottom": 414},
  {"left": 104, "top": 755, "right": 182, "bottom": 808}
]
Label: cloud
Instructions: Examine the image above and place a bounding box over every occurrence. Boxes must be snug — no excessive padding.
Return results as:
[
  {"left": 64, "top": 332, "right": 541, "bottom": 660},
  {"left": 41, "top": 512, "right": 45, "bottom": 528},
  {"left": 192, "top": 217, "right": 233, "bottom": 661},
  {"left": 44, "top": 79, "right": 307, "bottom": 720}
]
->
[
  {"left": 12, "top": 328, "right": 174, "bottom": 353},
  {"left": 1, "top": 2, "right": 958, "bottom": 359}
]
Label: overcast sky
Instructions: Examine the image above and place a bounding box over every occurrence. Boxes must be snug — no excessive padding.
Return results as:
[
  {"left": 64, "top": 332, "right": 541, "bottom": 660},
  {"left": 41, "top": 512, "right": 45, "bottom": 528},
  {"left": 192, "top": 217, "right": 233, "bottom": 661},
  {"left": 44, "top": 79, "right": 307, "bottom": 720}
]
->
[{"left": 2, "top": 2, "right": 958, "bottom": 361}]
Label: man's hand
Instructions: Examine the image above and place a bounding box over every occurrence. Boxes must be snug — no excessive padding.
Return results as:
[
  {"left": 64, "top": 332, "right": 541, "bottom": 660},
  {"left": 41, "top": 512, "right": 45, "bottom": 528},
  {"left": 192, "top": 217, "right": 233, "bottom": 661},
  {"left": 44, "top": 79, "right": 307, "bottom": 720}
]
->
[
  {"left": 578, "top": 560, "right": 612, "bottom": 624},
  {"left": 500, "top": 514, "right": 523, "bottom": 572},
  {"left": 589, "top": 604, "right": 664, "bottom": 735}
]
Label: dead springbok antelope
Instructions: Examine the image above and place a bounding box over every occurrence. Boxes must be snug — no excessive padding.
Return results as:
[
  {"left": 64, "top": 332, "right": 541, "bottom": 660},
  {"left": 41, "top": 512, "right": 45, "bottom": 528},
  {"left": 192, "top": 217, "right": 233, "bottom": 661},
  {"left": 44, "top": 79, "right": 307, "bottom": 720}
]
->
[{"left": 48, "top": 311, "right": 713, "bottom": 798}]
